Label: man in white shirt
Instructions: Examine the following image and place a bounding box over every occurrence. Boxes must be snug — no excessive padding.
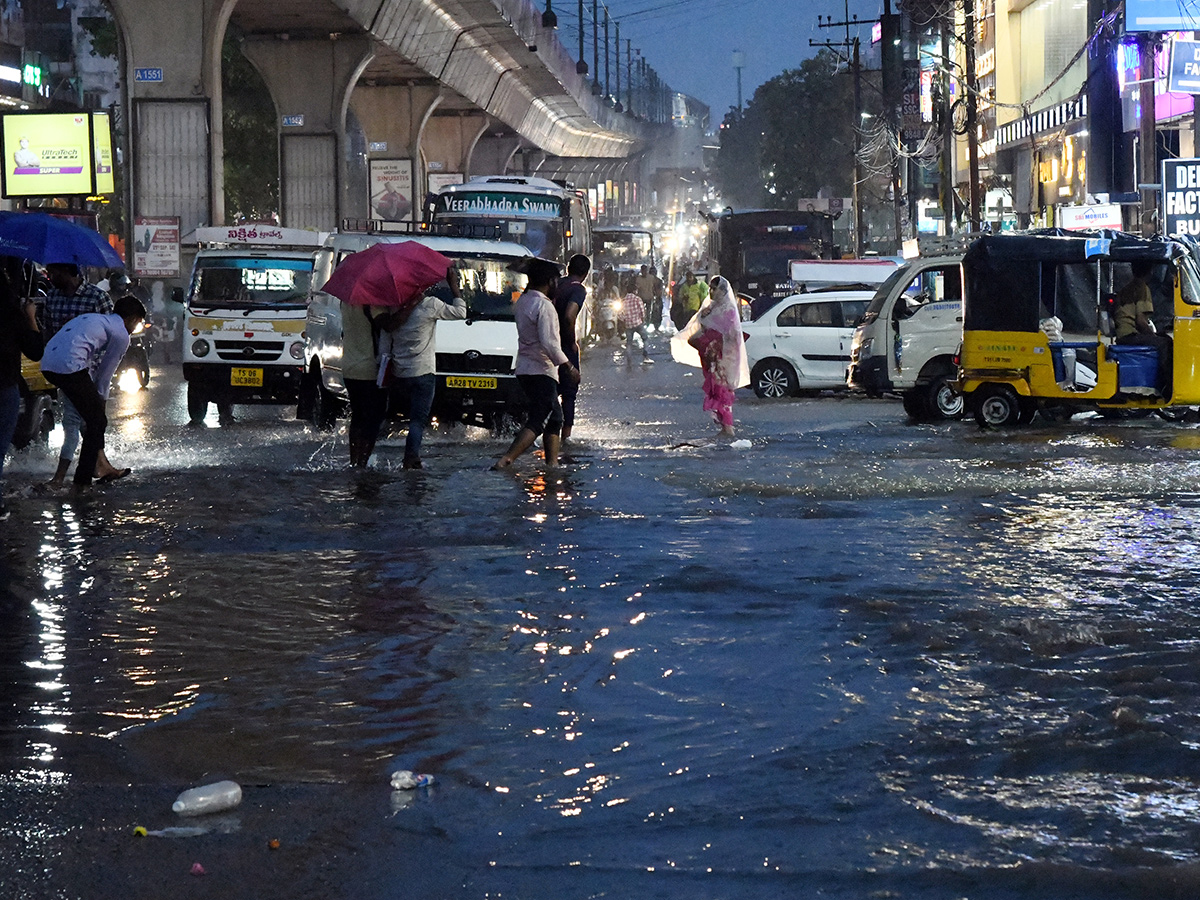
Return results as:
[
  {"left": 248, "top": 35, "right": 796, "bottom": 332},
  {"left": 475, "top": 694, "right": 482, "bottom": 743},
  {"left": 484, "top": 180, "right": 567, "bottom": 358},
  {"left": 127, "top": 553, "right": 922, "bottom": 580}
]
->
[
  {"left": 381, "top": 268, "right": 464, "bottom": 469},
  {"left": 40, "top": 295, "right": 145, "bottom": 491},
  {"left": 491, "top": 258, "right": 579, "bottom": 470}
]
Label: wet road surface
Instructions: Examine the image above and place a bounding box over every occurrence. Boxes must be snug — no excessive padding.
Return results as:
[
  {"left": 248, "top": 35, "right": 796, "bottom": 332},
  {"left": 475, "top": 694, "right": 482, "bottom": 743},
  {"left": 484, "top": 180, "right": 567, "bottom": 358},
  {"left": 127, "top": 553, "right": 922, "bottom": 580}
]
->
[{"left": 6, "top": 336, "right": 1200, "bottom": 899}]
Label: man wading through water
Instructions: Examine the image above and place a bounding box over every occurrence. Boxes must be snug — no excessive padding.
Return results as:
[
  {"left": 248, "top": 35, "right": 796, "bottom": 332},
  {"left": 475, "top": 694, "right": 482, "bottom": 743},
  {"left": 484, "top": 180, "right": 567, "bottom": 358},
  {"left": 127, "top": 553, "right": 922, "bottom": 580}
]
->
[{"left": 491, "top": 258, "right": 579, "bottom": 470}]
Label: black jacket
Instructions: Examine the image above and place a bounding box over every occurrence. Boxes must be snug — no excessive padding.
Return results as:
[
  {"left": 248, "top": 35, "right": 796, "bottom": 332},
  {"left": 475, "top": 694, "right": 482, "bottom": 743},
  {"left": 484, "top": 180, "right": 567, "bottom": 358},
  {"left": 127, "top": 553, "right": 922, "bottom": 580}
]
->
[{"left": 0, "top": 298, "right": 43, "bottom": 391}]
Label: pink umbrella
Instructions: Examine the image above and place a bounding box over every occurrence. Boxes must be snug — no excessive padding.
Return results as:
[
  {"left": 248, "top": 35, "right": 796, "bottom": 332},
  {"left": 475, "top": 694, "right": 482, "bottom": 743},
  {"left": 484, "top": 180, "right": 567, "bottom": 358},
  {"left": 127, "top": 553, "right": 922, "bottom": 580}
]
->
[{"left": 322, "top": 240, "right": 453, "bottom": 308}]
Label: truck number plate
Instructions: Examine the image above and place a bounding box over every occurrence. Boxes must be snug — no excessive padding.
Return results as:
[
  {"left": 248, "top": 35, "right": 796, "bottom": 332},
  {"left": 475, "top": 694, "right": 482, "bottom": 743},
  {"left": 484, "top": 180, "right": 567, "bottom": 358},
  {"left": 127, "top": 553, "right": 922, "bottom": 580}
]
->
[
  {"left": 231, "top": 367, "right": 264, "bottom": 387},
  {"left": 445, "top": 376, "right": 497, "bottom": 390}
]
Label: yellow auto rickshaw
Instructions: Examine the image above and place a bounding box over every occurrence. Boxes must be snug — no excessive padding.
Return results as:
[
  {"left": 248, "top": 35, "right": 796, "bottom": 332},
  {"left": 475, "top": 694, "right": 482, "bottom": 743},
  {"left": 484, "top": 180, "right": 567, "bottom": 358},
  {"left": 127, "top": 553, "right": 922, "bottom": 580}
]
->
[
  {"left": 957, "top": 231, "right": 1200, "bottom": 426},
  {"left": 14, "top": 353, "right": 55, "bottom": 449}
]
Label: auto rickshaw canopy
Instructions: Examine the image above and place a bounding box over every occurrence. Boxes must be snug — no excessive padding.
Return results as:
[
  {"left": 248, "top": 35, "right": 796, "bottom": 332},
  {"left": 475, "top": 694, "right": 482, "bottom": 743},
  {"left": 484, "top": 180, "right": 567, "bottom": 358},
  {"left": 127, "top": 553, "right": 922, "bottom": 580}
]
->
[{"left": 962, "top": 230, "right": 1184, "bottom": 334}]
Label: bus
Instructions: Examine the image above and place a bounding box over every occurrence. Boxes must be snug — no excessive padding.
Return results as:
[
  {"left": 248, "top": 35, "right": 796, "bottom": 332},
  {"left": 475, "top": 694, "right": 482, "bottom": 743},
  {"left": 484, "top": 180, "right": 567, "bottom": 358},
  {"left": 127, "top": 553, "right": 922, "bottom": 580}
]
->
[
  {"left": 593, "top": 225, "right": 657, "bottom": 279},
  {"left": 703, "top": 208, "right": 838, "bottom": 303},
  {"left": 430, "top": 176, "right": 592, "bottom": 266}
]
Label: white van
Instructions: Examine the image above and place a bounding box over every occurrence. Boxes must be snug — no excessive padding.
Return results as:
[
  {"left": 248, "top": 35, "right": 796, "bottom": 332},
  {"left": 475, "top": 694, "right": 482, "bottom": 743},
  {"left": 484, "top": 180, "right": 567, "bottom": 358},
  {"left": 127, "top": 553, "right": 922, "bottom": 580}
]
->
[
  {"left": 300, "top": 224, "right": 533, "bottom": 430},
  {"left": 182, "top": 226, "right": 326, "bottom": 423},
  {"left": 846, "top": 250, "right": 965, "bottom": 420}
]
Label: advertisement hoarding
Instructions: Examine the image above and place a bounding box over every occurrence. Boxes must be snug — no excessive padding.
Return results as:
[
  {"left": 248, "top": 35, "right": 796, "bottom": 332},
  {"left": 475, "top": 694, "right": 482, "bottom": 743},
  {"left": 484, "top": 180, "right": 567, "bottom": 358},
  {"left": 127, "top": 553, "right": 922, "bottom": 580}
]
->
[
  {"left": 132, "top": 216, "right": 181, "bottom": 277},
  {"left": 1163, "top": 158, "right": 1200, "bottom": 236},
  {"left": 92, "top": 111, "right": 114, "bottom": 195},
  {"left": 1, "top": 112, "right": 95, "bottom": 197},
  {"left": 368, "top": 159, "right": 413, "bottom": 222}
]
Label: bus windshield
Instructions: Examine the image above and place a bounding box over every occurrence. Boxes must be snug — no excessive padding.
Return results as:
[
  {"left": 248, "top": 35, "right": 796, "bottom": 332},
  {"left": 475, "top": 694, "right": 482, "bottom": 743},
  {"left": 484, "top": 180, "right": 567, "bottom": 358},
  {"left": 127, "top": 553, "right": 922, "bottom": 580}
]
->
[
  {"left": 595, "top": 231, "right": 654, "bottom": 272},
  {"left": 433, "top": 214, "right": 564, "bottom": 261},
  {"left": 189, "top": 257, "right": 312, "bottom": 310}
]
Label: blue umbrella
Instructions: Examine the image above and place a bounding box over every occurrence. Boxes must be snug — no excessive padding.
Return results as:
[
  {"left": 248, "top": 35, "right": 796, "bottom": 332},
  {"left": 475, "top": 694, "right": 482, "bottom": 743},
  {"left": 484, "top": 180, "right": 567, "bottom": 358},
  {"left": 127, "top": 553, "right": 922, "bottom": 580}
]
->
[{"left": 0, "top": 211, "right": 124, "bottom": 268}]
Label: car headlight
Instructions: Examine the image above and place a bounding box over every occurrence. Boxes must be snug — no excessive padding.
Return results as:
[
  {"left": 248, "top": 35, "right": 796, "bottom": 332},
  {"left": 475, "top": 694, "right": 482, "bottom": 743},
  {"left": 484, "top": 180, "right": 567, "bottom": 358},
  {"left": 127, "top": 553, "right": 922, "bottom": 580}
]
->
[
  {"left": 289, "top": 341, "right": 304, "bottom": 360},
  {"left": 191, "top": 339, "right": 210, "bottom": 358}
]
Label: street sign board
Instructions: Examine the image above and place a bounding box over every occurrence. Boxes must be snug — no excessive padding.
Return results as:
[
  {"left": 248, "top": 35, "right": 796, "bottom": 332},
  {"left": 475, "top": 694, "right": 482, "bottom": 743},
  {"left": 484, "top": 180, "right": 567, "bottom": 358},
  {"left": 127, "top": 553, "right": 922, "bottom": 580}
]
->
[
  {"left": 1168, "top": 38, "right": 1200, "bottom": 94},
  {"left": 133, "top": 68, "right": 163, "bottom": 83},
  {"left": 1162, "top": 158, "right": 1200, "bottom": 237}
]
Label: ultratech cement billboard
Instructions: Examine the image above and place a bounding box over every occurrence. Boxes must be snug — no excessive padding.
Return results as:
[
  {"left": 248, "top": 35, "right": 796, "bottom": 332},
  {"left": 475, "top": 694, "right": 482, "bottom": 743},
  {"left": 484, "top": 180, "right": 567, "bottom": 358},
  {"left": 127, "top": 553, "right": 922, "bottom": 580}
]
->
[{"left": 1163, "top": 158, "right": 1200, "bottom": 237}]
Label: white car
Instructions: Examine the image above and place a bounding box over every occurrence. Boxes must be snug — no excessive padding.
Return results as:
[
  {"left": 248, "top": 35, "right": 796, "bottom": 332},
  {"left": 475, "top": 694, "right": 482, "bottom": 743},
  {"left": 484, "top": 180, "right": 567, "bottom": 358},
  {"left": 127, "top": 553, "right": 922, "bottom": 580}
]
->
[{"left": 742, "top": 290, "right": 874, "bottom": 398}]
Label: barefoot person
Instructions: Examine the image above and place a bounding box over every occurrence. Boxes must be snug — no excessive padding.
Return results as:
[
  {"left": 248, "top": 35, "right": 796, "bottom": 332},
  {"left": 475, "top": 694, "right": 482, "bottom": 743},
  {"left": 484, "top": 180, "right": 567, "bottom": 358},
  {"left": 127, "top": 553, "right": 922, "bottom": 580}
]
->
[
  {"left": 492, "top": 258, "right": 579, "bottom": 470},
  {"left": 39, "top": 295, "right": 145, "bottom": 491},
  {"left": 553, "top": 254, "right": 589, "bottom": 441},
  {"left": 685, "top": 276, "right": 749, "bottom": 438},
  {"left": 0, "top": 260, "right": 43, "bottom": 518}
]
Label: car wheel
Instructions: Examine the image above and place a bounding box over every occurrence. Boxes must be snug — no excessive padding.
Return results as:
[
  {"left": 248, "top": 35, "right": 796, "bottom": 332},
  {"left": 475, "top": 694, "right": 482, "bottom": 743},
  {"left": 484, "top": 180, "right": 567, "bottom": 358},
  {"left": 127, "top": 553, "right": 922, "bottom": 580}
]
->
[
  {"left": 11, "top": 393, "right": 53, "bottom": 450},
  {"left": 751, "top": 359, "right": 798, "bottom": 399},
  {"left": 901, "top": 390, "right": 926, "bottom": 420},
  {"left": 186, "top": 382, "right": 208, "bottom": 422},
  {"left": 971, "top": 384, "right": 1022, "bottom": 427},
  {"left": 924, "top": 372, "right": 964, "bottom": 420},
  {"left": 311, "top": 377, "right": 340, "bottom": 432}
]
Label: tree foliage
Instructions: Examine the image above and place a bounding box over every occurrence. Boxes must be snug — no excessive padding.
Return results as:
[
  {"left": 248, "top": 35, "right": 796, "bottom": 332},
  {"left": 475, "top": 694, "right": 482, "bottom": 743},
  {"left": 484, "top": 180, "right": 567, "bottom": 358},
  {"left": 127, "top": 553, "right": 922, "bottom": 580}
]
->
[
  {"left": 222, "top": 33, "right": 279, "bottom": 223},
  {"left": 714, "top": 51, "right": 857, "bottom": 209}
]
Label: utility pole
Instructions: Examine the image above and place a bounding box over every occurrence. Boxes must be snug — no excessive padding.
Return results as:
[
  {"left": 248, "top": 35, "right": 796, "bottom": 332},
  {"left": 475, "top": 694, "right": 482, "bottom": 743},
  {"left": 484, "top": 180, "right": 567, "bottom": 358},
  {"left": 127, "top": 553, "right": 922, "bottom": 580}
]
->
[
  {"left": 592, "top": 0, "right": 600, "bottom": 95},
  {"left": 813, "top": 7, "right": 871, "bottom": 256},
  {"left": 940, "top": 23, "right": 953, "bottom": 233},
  {"left": 1139, "top": 33, "right": 1158, "bottom": 236},
  {"left": 615, "top": 21, "right": 621, "bottom": 110},
  {"left": 576, "top": 0, "right": 587, "bottom": 75},
  {"left": 963, "top": 0, "right": 981, "bottom": 228},
  {"left": 732, "top": 50, "right": 745, "bottom": 111},
  {"left": 604, "top": 7, "right": 610, "bottom": 100}
]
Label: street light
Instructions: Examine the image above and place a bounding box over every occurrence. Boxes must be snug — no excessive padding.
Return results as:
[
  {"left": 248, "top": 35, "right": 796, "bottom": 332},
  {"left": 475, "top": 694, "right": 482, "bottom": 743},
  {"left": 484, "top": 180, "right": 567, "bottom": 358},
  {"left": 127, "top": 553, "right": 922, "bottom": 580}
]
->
[{"left": 542, "top": 0, "right": 557, "bottom": 29}]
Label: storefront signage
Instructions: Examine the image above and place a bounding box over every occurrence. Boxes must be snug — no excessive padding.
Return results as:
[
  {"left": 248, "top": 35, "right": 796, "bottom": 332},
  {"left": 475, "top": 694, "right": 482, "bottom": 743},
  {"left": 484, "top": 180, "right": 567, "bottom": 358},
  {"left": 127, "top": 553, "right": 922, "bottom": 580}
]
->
[
  {"left": 1038, "top": 135, "right": 1087, "bottom": 204},
  {"left": 1127, "top": 0, "right": 1200, "bottom": 32},
  {"left": 1162, "top": 158, "right": 1200, "bottom": 236},
  {"left": 1169, "top": 38, "right": 1200, "bottom": 94},
  {"left": 1058, "top": 204, "right": 1123, "bottom": 230}
]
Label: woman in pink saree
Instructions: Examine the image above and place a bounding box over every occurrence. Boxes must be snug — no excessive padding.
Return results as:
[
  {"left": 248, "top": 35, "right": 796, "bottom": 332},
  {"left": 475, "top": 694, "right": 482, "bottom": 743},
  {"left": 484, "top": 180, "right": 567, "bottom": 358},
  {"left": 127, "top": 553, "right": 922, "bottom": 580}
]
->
[{"left": 673, "top": 276, "right": 749, "bottom": 437}]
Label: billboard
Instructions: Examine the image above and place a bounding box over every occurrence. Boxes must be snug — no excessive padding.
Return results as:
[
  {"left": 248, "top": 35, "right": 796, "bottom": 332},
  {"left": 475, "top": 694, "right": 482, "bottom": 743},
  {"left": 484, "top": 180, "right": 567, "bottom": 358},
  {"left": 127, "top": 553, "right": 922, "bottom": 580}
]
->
[
  {"left": 1126, "top": 0, "right": 1200, "bottom": 32},
  {"left": 132, "top": 216, "right": 180, "bottom": 277},
  {"left": 1, "top": 112, "right": 96, "bottom": 197},
  {"left": 368, "top": 159, "right": 413, "bottom": 222},
  {"left": 92, "top": 111, "right": 114, "bottom": 195}
]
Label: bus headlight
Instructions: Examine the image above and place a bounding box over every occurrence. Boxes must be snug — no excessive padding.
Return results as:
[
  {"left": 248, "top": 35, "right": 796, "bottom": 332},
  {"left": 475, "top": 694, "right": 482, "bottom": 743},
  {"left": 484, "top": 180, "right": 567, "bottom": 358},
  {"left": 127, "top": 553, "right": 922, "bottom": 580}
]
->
[
  {"left": 191, "top": 339, "right": 211, "bottom": 358},
  {"left": 289, "top": 341, "right": 304, "bottom": 360}
]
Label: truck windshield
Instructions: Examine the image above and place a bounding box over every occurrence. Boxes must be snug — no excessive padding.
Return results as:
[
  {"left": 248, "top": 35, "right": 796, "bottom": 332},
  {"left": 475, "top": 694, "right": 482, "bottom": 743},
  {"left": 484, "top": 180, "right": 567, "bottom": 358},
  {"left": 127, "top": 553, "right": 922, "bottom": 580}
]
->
[
  {"left": 743, "top": 245, "right": 815, "bottom": 277},
  {"left": 422, "top": 257, "right": 528, "bottom": 321},
  {"left": 862, "top": 265, "right": 917, "bottom": 321},
  {"left": 190, "top": 257, "right": 312, "bottom": 310}
]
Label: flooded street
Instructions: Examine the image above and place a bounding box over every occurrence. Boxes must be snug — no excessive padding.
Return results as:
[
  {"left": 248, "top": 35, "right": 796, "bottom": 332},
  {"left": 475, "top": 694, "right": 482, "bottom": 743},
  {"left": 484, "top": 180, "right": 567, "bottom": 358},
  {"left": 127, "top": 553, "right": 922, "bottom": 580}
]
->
[{"left": 6, "top": 339, "right": 1200, "bottom": 899}]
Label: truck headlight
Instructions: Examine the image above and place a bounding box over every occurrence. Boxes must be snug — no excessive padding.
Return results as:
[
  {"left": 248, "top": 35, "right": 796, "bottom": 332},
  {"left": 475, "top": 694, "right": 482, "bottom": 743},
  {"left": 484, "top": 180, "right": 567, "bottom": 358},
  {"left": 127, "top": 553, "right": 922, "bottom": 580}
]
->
[
  {"left": 289, "top": 341, "right": 304, "bottom": 360},
  {"left": 191, "top": 339, "right": 210, "bottom": 358},
  {"left": 858, "top": 337, "right": 872, "bottom": 358}
]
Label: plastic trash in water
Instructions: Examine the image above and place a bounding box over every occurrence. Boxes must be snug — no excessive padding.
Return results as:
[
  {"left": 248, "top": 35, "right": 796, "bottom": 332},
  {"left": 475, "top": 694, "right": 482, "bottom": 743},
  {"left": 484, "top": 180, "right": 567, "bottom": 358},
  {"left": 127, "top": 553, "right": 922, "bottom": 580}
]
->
[
  {"left": 190, "top": 862, "right": 206, "bottom": 876},
  {"left": 390, "top": 770, "right": 434, "bottom": 790},
  {"left": 172, "top": 780, "right": 242, "bottom": 816},
  {"left": 730, "top": 439, "right": 752, "bottom": 450}
]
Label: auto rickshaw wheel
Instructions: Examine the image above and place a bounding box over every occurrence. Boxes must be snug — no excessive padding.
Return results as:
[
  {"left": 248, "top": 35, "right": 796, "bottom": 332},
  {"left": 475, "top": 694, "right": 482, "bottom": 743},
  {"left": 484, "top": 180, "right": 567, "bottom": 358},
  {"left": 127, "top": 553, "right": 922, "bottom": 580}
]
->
[{"left": 972, "top": 384, "right": 1022, "bottom": 427}]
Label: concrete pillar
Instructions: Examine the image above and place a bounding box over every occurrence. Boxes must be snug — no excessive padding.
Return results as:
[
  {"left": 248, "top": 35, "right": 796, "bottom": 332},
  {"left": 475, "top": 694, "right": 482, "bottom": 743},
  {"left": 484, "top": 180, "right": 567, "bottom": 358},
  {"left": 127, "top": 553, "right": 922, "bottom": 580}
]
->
[
  {"left": 349, "top": 83, "right": 441, "bottom": 220},
  {"left": 421, "top": 113, "right": 487, "bottom": 195},
  {"left": 469, "top": 134, "right": 523, "bottom": 177},
  {"left": 109, "top": 0, "right": 234, "bottom": 242},
  {"left": 241, "top": 35, "right": 373, "bottom": 231}
]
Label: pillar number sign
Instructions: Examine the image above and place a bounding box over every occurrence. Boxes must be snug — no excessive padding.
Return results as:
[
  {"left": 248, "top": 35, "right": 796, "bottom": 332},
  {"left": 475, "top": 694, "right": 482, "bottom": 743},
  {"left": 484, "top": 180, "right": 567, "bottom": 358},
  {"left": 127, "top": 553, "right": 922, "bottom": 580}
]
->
[{"left": 1162, "top": 158, "right": 1200, "bottom": 237}]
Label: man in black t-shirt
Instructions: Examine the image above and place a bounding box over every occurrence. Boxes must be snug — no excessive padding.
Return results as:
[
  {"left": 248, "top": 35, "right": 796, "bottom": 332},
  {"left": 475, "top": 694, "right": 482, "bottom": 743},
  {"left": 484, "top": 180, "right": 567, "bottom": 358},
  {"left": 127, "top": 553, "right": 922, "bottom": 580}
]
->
[{"left": 553, "top": 254, "right": 591, "bottom": 441}]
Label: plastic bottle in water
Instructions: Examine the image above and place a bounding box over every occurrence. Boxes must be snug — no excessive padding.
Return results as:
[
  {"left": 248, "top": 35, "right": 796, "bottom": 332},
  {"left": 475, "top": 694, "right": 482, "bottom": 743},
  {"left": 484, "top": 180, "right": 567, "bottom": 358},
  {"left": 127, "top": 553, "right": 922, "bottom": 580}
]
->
[
  {"left": 172, "top": 780, "right": 242, "bottom": 816},
  {"left": 390, "top": 770, "right": 434, "bottom": 790}
]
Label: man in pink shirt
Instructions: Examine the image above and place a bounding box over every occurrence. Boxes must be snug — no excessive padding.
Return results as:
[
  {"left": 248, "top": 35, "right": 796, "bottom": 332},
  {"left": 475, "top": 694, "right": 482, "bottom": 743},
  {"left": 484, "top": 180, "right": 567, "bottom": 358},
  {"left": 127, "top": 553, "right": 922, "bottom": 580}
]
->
[{"left": 492, "top": 258, "right": 579, "bottom": 470}]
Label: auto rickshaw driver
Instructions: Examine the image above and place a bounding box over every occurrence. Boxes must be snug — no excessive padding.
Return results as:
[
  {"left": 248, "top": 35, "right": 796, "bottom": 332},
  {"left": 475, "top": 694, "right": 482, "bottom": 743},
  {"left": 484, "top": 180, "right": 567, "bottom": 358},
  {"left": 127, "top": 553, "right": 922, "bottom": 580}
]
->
[{"left": 1114, "top": 259, "right": 1173, "bottom": 395}]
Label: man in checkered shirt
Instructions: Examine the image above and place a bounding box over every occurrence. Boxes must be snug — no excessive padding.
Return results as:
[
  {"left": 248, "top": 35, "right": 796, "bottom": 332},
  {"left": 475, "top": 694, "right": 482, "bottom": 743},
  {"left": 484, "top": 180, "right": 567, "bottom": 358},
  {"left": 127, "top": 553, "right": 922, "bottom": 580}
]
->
[
  {"left": 39, "top": 263, "right": 126, "bottom": 486},
  {"left": 41, "top": 263, "right": 113, "bottom": 338},
  {"left": 618, "top": 287, "right": 653, "bottom": 365}
]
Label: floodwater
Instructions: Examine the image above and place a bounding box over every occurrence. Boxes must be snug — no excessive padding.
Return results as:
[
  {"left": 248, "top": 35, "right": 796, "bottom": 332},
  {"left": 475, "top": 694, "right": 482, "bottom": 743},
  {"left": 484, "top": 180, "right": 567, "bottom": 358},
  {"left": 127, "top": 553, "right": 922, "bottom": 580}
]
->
[{"left": 6, "top": 340, "right": 1200, "bottom": 899}]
